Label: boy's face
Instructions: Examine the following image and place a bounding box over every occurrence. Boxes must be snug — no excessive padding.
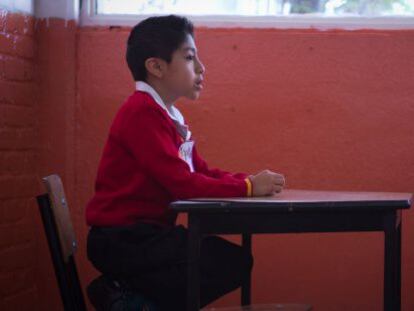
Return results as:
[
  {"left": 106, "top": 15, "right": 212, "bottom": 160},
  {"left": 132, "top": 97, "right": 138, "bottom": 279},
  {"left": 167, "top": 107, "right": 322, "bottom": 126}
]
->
[{"left": 162, "top": 34, "right": 205, "bottom": 101}]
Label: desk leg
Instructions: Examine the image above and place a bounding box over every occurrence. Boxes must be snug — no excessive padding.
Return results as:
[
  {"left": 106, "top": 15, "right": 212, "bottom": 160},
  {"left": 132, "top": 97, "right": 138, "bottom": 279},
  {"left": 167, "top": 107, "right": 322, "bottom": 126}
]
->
[
  {"left": 241, "top": 233, "right": 251, "bottom": 306},
  {"left": 384, "top": 210, "right": 402, "bottom": 311},
  {"left": 188, "top": 214, "right": 201, "bottom": 311}
]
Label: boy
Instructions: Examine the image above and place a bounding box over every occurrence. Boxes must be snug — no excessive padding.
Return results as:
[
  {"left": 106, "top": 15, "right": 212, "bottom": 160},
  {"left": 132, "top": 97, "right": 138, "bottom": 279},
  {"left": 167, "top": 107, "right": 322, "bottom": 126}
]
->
[{"left": 86, "top": 15, "right": 285, "bottom": 311}]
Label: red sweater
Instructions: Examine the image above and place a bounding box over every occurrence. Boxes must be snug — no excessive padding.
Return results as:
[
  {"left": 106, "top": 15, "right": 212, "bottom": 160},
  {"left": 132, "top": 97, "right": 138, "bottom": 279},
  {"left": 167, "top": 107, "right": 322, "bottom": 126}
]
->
[{"left": 86, "top": 91, "right": 250, "bottom": 227}]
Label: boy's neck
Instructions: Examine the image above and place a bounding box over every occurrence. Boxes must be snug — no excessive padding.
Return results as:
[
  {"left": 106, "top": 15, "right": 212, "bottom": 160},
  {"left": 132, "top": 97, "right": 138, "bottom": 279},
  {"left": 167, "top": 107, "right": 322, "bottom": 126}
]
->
[{"left": 145, "top": 78, "right": 175, "bottom": 108}]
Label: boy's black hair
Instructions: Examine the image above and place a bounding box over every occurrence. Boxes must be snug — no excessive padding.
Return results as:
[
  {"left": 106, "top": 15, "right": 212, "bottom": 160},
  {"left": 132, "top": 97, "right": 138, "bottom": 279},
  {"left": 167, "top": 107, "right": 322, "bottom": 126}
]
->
[{"left": 126, "top": 15, "right": 194, "bottom": 81}]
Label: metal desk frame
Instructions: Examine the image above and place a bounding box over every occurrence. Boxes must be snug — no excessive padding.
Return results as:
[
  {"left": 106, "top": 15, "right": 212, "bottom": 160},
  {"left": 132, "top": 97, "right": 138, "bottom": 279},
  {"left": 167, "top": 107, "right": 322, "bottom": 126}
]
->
[{"left": 171, "top": 191, "right": 412, "bottom": 311}]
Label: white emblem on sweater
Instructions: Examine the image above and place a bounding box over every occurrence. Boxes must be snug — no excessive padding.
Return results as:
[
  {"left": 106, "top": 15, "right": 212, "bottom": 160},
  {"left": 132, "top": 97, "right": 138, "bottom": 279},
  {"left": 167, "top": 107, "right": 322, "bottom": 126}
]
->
[{"left": 178, "top": 140, "right": 195, "bottom": 172}]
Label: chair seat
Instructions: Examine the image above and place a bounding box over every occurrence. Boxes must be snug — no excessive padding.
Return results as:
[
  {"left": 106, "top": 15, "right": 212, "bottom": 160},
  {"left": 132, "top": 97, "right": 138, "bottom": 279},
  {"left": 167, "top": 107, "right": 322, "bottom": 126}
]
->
[{"left": 203, "top": 304, "right": 312, "bottom": 311}]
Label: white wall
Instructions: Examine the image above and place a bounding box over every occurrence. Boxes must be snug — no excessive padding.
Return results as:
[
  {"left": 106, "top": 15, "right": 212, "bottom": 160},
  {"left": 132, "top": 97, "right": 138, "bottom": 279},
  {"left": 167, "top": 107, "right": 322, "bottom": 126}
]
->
[
  {"left": 0, "top": 0, "right": 34, "bottom": 14},
  {"left": 35, "top": 0, "right": 79, "bottom": 20},
  {"left": 0, "top": 0, "right": 79, "bottom": 19}
]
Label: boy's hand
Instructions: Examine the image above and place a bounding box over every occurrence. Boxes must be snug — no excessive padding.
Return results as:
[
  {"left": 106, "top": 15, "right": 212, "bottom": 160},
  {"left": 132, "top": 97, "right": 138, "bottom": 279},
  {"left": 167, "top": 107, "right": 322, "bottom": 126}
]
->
[{"left": 249, "top": 170, "right": 285, "bottom": 197}]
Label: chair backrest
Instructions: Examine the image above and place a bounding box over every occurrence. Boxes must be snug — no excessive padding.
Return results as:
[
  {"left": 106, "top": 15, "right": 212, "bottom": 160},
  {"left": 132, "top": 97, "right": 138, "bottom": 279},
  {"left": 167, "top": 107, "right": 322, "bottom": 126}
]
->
[
  {"left": 43, "top": 174, "right": 77, "bottom": 262},
  {"left": 37, "top": 174, "right": 86, "bottom": 311}
]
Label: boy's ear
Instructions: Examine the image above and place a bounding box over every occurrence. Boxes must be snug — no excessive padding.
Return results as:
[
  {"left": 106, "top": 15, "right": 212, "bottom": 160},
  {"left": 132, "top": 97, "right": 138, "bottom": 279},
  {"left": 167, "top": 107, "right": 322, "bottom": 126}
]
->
[{"left": 144, "top": 57, "right": 165, "bottom": 79}]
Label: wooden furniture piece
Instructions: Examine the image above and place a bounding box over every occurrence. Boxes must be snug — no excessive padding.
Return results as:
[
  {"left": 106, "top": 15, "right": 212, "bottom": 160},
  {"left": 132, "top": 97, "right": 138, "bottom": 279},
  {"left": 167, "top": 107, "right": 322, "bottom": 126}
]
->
[
  {"left": 170, "top": 189, "right": 412, "bottom": 311},
  {"left": 36, "top": 174, "right": 86, "bottom": 311}
]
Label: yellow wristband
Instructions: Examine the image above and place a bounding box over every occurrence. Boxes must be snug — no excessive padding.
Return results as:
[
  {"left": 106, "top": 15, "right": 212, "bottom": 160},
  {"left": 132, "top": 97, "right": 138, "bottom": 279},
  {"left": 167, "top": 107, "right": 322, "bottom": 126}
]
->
[{"left": 245, "top": 177, "right": 252, "bottom": 197}]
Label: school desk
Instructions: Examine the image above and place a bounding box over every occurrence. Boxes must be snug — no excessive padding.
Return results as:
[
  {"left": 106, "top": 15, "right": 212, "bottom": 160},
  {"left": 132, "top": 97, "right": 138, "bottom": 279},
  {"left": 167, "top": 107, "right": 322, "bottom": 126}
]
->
[{"left": 170, "top": 189, "right": 412, "bottom": 311}]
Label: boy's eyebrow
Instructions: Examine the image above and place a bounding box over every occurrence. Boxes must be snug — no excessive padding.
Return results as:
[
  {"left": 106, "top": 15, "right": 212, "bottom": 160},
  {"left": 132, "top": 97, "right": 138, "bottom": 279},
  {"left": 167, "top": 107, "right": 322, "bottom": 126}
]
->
[{"left": 182, "top": 47, "right": 197, "bottom": 53}]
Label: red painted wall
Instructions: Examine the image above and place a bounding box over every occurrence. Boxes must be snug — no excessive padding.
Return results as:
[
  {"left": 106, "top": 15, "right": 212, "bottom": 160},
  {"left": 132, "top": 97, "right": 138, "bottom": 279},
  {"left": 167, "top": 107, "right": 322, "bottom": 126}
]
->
[
  {"left": 35, "top": 17, "right": 78, "bottom": 311},
  {"left": 0, "top": 9, "right": 78, "bottom": 310},
  {"left": 76, "top": 26, "right": 414, "bottom": 311},
  {"left": 0, "top": 9, "right": 41, "bottom": 310},
  {"left": 1, "top": 11, "right": 414, "bottom": 310}
]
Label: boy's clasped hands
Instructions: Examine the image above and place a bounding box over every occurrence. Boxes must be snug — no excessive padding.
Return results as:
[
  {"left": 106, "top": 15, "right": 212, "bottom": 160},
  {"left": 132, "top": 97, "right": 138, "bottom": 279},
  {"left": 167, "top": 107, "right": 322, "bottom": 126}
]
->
[{"left": 248, "top": 170, "right": 286, "bottom": 196}]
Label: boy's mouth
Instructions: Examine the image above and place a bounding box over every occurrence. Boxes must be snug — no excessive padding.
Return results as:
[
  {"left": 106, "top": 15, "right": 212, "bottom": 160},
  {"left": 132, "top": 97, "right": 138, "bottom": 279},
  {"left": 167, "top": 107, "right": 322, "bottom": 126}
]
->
[{"left": 194, "top": 79, "right": 203, "bottom": 90}]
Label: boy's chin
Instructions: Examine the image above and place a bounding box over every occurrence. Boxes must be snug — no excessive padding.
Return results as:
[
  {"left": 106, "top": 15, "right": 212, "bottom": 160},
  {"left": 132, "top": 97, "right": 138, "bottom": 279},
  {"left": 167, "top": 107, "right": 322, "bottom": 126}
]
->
[{"left": 185, "top": 91, "right": 201, "bottom": 101}]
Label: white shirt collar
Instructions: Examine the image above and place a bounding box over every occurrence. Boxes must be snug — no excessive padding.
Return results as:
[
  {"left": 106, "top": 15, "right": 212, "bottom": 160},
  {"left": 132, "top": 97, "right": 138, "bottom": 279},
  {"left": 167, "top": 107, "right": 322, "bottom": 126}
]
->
[{"left": 135, "top": 81, "right": 191, "bottom": 140}]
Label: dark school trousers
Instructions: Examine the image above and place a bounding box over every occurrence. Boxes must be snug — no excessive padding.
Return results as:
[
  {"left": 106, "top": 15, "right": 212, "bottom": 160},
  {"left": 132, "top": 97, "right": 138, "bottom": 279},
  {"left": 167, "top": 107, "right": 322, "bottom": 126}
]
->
[{"left": 87, "top": 222, "right": 254, "bottom": 311}]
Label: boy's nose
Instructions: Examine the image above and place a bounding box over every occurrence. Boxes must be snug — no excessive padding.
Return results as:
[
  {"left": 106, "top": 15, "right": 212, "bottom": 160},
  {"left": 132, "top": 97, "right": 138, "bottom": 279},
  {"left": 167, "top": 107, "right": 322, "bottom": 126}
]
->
[{"left": 196, "top": 60, "right": 205, "bottom": 74}]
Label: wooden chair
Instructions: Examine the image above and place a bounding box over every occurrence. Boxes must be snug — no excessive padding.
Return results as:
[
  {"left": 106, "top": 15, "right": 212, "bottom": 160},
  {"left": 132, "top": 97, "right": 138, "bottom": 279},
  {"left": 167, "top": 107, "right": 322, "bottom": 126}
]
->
[
  {"left": 36, "top": 174, "right": 87, "bottom": 311},
  {"left": 36, "top": 174, "right": 153, "bottom": 311},
  {"left": 36, "top": 174, "right": 312, "bottom": 311}
]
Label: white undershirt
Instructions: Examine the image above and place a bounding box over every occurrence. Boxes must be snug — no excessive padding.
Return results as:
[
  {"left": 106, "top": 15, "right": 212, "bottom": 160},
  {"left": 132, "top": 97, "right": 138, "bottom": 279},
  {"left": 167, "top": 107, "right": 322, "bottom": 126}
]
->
[{"left": 135, "top": 81, "right": 191, "bottom": 140}]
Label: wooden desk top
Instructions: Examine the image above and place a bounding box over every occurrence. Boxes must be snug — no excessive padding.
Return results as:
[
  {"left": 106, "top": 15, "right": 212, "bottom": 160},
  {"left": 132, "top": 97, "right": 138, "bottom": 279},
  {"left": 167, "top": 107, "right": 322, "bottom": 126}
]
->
[{"left": 170, "top": 189, "right": 413, "bottom": 213}]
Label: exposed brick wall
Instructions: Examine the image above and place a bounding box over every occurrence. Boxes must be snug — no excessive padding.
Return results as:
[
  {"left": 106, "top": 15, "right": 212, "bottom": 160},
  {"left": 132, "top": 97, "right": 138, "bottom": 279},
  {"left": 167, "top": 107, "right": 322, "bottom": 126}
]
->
[
  {"left": 0, "top": 8, "right": 40, "bottom": 310},
  {"left": 34, "top": 17, "right": 78, "bottom": 311}
]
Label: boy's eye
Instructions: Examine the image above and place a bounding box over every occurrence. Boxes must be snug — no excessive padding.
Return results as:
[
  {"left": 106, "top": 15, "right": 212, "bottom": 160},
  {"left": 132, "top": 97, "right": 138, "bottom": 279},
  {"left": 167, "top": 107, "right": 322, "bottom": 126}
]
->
[{"left": 185, "top": 55, "right": 195, "bottom": 61}]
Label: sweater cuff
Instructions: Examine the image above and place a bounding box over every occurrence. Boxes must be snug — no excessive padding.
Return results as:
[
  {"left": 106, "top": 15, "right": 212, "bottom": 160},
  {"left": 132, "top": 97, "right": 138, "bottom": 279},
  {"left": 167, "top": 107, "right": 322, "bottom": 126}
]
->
[{"left": 244, "top": 177, "right": 253, "bottom": 197}]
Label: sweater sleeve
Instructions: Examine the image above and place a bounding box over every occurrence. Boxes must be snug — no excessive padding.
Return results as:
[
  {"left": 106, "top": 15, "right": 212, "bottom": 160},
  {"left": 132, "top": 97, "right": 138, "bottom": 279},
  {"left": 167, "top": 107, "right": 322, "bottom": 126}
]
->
[
  {"left": 118, "top": 106, "right": 249, "bottom": 200},
  {"left": 192, "top": 145, "right": 249, "bottom": 180}
]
